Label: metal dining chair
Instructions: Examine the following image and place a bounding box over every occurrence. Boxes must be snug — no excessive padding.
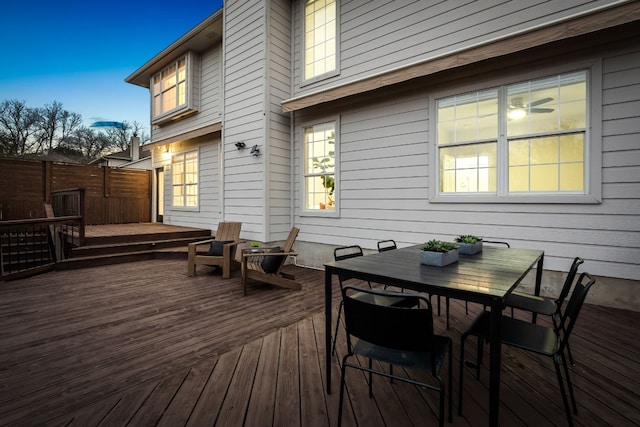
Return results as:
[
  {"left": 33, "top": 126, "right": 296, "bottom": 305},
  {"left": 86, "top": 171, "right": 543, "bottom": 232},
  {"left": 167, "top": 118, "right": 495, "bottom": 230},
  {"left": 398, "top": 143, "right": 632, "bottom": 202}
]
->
[
  {"left": 331, "top": 245, "right": 417, "bottom": 356},
  {"left": 459, "top": 272, "right": 596, "bottom": 427},
  {"left": 338, "top": 285, "right": 452, "bottom": 427},
  {"left": 376, "top": 239, "right": 397, "bottom": 252},
  {"left": 504, "top": 256, "right": 584, "bottom": 365}
]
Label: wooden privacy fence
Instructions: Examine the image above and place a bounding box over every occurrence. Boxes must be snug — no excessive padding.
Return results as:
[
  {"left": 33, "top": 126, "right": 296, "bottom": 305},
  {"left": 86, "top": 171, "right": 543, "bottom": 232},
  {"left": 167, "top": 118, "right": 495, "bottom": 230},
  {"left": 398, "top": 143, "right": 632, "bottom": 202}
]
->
[{"left": 0, "top": 159, "right": 151, "bottom": 225}]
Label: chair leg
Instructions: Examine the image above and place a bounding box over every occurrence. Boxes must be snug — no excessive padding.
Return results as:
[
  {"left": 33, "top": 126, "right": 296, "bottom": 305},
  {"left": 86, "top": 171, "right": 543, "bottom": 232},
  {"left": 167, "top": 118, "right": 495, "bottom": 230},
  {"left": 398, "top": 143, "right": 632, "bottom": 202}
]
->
[
  {"left": 332, "top": 301, "right": 345, "bottom": 356},
  {"left": 448, "top": 343, "right": 453, "bottom": 423},
  {"left": 458, "top": 333, "right": 467, "bottom": 416},
  {"left": 554, "top": 354, "right": 575, "bottom": 427},
  {"left": 476, "top": 338, "right": 484, "bottom": 380},
  {"left": 465, "top": 301, "right": 469, "bottom": 315},
  {"left": 565, "top": 340, "right": 576, "bottom": 367},
  {"left": 561, "top": 352, "right": 578, "bottom": 414},
  {"left": 338, "top": 358, "right": 348, "bottom": 427},
  {"left": 553, "top": 315, "right": 576, "bottom": 366},
  {"left": 446, "top": 297, "right": 450, "bottom": 329},
  {"left": 368, "top": 358, "right": 373, "bottom": 398},
  {"left": 439, "top": 381, "right": 445, "bottom": 427}
]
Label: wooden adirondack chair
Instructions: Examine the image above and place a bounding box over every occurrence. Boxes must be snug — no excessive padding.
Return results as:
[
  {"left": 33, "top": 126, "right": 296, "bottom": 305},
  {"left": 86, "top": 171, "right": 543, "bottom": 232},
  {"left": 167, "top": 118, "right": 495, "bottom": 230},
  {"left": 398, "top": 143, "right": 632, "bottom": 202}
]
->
[
  {"left": 241, "top": 227, "right": 301, "bottom": 295},
  {"left": 187, "top": 222, "right": 243, "bottom": 279}
]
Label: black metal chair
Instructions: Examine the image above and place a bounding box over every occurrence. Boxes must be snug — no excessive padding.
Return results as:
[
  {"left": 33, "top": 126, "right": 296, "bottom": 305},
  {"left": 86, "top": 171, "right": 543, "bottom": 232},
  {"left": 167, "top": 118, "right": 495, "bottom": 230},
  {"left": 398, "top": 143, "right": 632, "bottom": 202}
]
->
[
  {"left": 331, "top": 245, "right": 416, "bottom": 356},
  {"left": 504, "top": 256, "right": 584, "bottom": 365},
  {"left": 338, "top": 285, "right": 452, "bottom": 427},
  {"left": 377, "top": 239, "right": 397, "bottom": 252},
  {"left": 458, "top": 272, "right": 596, "bottom": 427}
]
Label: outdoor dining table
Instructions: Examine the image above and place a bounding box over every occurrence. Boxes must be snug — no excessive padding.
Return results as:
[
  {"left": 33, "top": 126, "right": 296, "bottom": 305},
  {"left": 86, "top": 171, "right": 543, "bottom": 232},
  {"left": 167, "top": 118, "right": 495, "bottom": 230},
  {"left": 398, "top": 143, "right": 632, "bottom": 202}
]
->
[{"left": 324, "top": 244, "right": 544, "bottom": 427}]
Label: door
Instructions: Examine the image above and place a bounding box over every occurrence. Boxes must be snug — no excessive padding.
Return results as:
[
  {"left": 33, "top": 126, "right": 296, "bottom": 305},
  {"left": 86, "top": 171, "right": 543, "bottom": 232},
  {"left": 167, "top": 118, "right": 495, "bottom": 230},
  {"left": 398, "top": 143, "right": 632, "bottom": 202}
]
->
[{"left": 156, "top": 167, "right": 164, "bottom": 223}]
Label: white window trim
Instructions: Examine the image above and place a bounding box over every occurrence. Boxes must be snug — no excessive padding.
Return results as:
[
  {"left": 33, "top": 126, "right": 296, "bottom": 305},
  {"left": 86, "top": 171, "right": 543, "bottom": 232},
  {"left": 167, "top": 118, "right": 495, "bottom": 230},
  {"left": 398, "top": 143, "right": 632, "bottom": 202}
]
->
[
  {"left": 171, "top": 148, "right": 200, "bottom": 211},
  {"left": 151, "top": 52, "right": 200, "bottom": 125},
  {"left": 429, "top": 58, "right": 602, "bottom": 204},
  {"left": 300, "top": 116, "right": 340, "bottom": 217},
  {"left": 301, "top": 0, "right": 340, "bottom": 86}
]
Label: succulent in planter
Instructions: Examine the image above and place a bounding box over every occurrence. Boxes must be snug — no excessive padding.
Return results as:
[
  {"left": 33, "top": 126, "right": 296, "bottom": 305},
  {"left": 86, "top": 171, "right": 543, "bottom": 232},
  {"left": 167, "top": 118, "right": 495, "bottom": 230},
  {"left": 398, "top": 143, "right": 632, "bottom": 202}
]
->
[
  {"left": 455, "top": 235, "right": 483, "bottom": 255},
  {"left": 455, "top": 235, "right": 482, "bottom": 244},
  {"left": 420, "top": 240, "right": 459, "bottom": 266},
  {"left": 421, "top": 239, "right": 459, "bottom": 253}
]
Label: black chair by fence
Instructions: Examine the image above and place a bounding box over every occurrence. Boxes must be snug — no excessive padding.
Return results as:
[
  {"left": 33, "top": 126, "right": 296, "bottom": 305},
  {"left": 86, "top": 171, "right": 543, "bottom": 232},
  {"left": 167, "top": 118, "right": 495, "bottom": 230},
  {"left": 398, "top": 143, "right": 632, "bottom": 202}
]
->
[
  {"left": 338, "top": 285, "right": 452, "bottom": 427},
  {"left": 331, "top": 245, "right": 417, "bottom": 356},
  {"left": 458, "top": 272, "right": 596, "bottom": 427},
  {"left": 504, "top": 256, "right": 584, "bottom": 365}
]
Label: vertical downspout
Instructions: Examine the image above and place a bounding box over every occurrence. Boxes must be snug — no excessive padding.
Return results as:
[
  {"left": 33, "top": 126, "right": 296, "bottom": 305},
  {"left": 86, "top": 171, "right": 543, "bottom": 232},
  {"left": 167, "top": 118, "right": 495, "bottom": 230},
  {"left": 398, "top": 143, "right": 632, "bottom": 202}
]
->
[
  {"left": 289, "top": 1, "right": 295, "bottom": 230},
  {"left": 263, "top": 1, "right": 270, "bottom": 242},
  {"left": 220, "top": 12, "right": 226, "bottom": 221}
]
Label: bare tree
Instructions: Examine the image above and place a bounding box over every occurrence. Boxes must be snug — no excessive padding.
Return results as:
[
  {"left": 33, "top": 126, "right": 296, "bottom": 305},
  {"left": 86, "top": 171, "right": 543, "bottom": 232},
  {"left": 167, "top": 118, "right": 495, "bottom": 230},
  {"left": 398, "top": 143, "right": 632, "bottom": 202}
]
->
[
  {"left": 0, "top": 98, "right": 149, "bottom": 162},
  {"left": 64, "top": 126, "right": 113, "bottom": 159},
  {"left": 0, "top": 100, "right": 40, "bottom": 156},
  {"left": 59, "top": 110, "right": 83, "bottom": 146}
]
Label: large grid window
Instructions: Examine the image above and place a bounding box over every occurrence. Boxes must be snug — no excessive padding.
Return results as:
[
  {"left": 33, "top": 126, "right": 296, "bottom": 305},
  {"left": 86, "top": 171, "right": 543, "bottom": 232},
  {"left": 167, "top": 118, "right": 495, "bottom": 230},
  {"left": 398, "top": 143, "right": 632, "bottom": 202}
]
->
[
  {"left": 172, "top": 151, "right": 198, "bottom": 208},
  {"left": 153, "top": 57, "right": 186, "bottom": 118},
  {"left": 304, "top": 0, "right": 337, "bottom": 81},
  {"left": 151, "top": 52, "right": 199, "bottom": 124},
  {"left": 436, "top": 71, "right": 587, "bottom": 197},
  {"left": 304, "top": 121, "right": 336, "bottom": 211}
]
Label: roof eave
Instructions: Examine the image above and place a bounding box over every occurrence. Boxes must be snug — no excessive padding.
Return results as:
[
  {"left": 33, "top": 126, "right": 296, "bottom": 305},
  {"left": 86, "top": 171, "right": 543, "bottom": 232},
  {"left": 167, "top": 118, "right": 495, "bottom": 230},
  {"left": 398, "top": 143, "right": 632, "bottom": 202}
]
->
[{"left": 125, "top": 9, "right": 223, "bottom": 88}]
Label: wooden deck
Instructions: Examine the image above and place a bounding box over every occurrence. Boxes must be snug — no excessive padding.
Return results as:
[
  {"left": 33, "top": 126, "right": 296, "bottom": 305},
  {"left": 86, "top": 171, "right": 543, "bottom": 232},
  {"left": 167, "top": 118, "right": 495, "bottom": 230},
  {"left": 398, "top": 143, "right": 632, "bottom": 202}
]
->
[{"left": 0, "top": 258, "right": 638, "bottom": 426}]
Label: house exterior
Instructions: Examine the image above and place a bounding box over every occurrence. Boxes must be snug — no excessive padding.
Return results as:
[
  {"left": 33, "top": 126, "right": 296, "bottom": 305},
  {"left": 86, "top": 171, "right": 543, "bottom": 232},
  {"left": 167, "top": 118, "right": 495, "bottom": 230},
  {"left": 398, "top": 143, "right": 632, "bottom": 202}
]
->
[
  {"left": 126, "top": 0, "right": 640, "bottom": 311},
  {"left": 87, "top": 136, "right": 152, "bottom": 170}
]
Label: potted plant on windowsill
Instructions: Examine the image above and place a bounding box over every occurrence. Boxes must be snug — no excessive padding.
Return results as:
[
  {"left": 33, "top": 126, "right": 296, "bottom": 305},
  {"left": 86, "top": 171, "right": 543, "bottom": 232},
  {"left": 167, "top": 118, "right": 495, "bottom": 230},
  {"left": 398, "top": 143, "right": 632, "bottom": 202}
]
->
[
  {"left": 455, "top": 235, "right": 483, "bottom": 255},
  {"left": 420, "top": 239, "right": 460, "bottom": 267},
  {"left": 313, "top": 156, "right": 335, "bottom": 209},
  {"left": 312, "top": 131, "right": 335, "bottom": 210}
]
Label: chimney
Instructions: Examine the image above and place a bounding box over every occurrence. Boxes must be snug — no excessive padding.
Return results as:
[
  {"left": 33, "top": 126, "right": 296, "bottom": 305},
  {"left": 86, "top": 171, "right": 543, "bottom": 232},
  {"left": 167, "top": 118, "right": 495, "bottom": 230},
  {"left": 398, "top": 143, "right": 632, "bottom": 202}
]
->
[{"left": 131, "top": 135, "right": 140, "bottom": 161}]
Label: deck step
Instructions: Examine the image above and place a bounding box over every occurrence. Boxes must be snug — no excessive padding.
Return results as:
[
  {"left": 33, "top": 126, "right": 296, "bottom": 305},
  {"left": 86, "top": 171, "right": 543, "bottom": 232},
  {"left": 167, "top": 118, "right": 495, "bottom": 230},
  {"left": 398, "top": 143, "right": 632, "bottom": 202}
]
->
[{"left": 58, "top": 229, "right": 212, "bottom": 270}]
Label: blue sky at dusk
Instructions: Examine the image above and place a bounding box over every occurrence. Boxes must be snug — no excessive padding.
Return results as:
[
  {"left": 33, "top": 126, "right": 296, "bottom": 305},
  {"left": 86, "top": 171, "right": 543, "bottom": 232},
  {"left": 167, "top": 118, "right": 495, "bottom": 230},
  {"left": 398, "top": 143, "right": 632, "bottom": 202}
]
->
[{"left": 0, "top": 0, "right": 223, "bottom": 135}]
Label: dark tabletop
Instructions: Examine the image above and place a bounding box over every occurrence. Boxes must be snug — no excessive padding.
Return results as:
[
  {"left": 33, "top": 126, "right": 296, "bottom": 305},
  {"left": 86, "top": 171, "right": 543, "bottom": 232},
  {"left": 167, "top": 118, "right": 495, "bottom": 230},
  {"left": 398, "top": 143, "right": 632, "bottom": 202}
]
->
[{"left": 324, "top": 245, "right": 543, "bottom": 303}]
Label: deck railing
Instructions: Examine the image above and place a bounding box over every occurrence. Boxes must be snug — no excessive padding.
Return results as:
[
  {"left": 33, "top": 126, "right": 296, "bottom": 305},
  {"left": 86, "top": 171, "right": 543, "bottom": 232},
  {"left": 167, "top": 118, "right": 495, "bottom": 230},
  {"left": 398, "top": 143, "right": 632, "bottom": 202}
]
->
[{"left": 0, "top": 216, "right": 82, "bottom": 278}]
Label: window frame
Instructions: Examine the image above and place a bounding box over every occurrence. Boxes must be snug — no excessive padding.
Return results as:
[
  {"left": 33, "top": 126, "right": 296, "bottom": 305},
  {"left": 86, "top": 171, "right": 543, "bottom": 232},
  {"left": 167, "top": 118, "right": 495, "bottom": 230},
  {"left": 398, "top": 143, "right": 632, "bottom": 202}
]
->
[
  {"left": 429, "top": 59, "right": 602, "bottom": 204},
  {"left": 302, "top": 0, "right": 340, "bottom": 85},
  {"left": 300, "top": 117, "right": 340, "bottom": 217},
  {"left": 171, "top": 149, "right": 200, "bottom": 210},
  {"left": 151, "top": 52, "right": 200, "bottom": 125}
]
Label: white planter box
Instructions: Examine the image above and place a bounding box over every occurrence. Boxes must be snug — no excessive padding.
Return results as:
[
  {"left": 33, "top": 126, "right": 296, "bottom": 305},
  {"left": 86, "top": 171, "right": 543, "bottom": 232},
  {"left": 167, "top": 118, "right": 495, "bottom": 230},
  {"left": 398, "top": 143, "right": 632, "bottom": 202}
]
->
[
  {"left": 457, "top": 241, "right": 483, "bottom": 255},
  {"left": 420, "top": 249, "right": 459, "bottom": 267}
]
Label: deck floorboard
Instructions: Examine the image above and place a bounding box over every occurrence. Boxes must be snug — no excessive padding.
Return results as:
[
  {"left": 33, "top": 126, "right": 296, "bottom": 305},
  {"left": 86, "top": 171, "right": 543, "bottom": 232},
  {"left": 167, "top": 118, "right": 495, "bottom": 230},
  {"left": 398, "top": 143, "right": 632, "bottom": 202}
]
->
[{"left": 0, "top": 255, "right": 638, "bottom": 426}]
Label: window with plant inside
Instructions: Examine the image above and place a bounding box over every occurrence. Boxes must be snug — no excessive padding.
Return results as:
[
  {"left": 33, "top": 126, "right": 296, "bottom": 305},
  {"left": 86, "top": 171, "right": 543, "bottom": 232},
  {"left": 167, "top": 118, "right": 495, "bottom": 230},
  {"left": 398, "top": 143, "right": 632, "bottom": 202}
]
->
[
  {"left": 436, "top": 70, "right": 588, "bottom": 198},
  {"left": 304, "top": 121, "right": 336, "bottom": 211},
  {"left": 304, "top": 0, "right": 337, "bottom": 81},
  {"left": 172, "top": 151, "right": 198, "bottom": 208}
]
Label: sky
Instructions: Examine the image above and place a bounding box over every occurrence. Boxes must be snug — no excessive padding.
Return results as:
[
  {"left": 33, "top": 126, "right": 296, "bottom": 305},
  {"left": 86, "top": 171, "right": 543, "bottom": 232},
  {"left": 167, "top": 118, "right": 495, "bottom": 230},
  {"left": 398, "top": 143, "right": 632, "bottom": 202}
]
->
[{"left": 0, "top": 0, "right": 223, "bottom": 136}]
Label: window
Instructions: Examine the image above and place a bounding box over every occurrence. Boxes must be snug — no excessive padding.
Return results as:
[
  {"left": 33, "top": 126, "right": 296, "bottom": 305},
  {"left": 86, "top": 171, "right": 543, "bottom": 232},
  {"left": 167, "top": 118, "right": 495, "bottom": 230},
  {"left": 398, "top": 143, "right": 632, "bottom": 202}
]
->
[
  {"left": 151, "top": 52, "right": 200, "bottom": 124},
  {"left": 172, "top": 151, "right": 198, "bottom": 208},
  {"left": 435, "top": 70, "right": 591, "bottom": 200},
  {"left": 304, "top": 121, "right": 336, "bottom": 211},
  {"left": 304, "top": 0, "right": 337, "bottom": 81}
]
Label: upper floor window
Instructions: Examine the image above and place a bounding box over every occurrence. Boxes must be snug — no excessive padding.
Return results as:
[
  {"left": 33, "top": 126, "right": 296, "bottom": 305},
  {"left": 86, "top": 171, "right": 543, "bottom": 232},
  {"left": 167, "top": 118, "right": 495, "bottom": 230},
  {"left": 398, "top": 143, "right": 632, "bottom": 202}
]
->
[
  {"left": 172, "top": 150, "right": 198, "bottom": 208},
  {"left": 151, "top": 52, "right": 200, "bottom": 124},
  {"left": 304, "top": 120, "right": 337, "bottom": 211},
  {"left": 304, "top": 0, "right": 337, "bottom": 81},
  {"left": 435, "top": 70, "right": 593, "bottom": 201}
]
